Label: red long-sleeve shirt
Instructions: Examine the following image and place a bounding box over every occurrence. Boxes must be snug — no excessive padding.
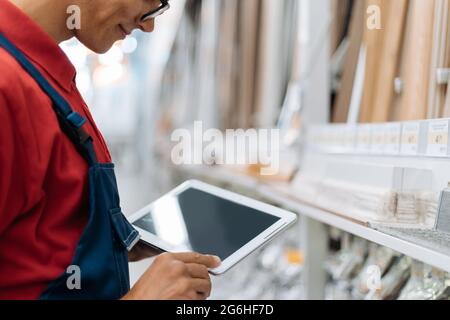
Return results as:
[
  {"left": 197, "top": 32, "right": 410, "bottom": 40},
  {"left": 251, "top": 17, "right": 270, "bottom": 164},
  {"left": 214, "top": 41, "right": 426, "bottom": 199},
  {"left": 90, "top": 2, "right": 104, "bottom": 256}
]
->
[{"left": 0, "top": 0, "right": 112, "bottom": 299}]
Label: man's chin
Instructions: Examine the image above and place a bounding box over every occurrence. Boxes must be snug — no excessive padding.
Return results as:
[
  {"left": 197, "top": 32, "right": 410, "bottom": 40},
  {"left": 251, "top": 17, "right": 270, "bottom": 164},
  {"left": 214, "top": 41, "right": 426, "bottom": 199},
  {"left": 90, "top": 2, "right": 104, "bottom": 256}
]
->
[
  {"left": 94, "top": 45, "right": 114, "bottom": 54},
  {"left": 77, "top": 36, "right": 115, "bottom": 54},
  {"left": 88, "top": 42, "right": 114, "bottom": 54}
]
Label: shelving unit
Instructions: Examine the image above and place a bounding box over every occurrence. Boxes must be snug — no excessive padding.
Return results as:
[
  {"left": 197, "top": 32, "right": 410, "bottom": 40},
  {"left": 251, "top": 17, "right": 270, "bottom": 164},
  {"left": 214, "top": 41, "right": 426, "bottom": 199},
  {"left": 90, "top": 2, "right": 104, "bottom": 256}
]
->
[
  {"left": 175, "top": 161, "right": 450, "bottom": 299},
  {"left": 165, "top": 0, "right": 450, "bottom": 299},
  {"left": 180, "top": 164, "right": 450, "bottom": 274},
  {"left": 174, "top": 0, "right": 330, "bottom": 299},
  {"left": 259, "top": 187, "right": 450, "bottom": 273}
]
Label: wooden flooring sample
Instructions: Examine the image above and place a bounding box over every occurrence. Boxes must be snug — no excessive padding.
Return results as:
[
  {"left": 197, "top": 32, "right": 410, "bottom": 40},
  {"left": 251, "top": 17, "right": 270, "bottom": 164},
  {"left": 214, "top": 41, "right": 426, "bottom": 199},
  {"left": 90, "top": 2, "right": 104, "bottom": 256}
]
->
[
  {"left": 359, "top": 0, "right": 389, "bottom": 123},
  {"left": 443, "top": 11, "right": 450, "bottom": 121},
  {"left": 428, "top": 0, "right": 448, "bottom": 118},
  {"left": 438, "top": 0, "right": 450, "bottom": 117},
  {"left": 237, "top": 0, "right": 260, "bottom": 128},
  {"left": 217, "top": 0, "right": 239, "bottom": 128},
  {"left": 444, "top": 83, "right": 450, "bottom": 117},
  {"left": 399, "top": 0, "right": 435, "bottom": 121},
  {"left": 371, "top": 0, "right": 408, "bottom": 122},
  {"left": 332, "top": 0, "right": 365, "bottom": 123},
  {"left": 330, "top": 0, "right": 351, "bottom": 54},
  {"left": 389, "top": 3, "right": 414, "bottom": 121}
]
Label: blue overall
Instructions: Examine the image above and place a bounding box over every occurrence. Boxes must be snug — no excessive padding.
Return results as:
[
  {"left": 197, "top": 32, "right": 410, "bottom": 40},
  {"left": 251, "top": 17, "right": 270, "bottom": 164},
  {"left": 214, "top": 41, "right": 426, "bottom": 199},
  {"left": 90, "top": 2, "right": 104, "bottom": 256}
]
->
[{"left": 0, "top": 33, "right": 140, "bottom": 300}]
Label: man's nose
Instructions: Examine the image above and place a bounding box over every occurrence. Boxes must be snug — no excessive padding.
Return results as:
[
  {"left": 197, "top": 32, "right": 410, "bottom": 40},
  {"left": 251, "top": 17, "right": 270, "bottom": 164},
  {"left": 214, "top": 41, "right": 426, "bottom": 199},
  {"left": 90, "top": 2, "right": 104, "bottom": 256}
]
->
[{"left": 138, "top": 19, "right": 155, "bottom": 33}]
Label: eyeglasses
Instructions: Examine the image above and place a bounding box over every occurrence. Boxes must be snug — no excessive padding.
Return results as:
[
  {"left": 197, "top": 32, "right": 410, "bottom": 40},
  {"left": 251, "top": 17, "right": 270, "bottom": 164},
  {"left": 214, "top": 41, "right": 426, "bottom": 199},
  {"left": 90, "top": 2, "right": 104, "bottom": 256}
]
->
[{"left": 141, "top": 0, "right": 170, "bottom": 21}]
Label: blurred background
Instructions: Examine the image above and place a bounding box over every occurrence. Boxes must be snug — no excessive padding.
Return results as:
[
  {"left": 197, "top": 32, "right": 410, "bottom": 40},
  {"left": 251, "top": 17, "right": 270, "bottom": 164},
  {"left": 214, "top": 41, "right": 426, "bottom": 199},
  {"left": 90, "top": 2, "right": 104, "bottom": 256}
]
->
[
  {"left": 60, "top": 0, "right": 450, "bottom": 300},
  {"left": 61, "top": 0, "right": 300, "bottom": 213},
  {"left": 62, "top": 0, "right": 304, "bottom": 299}
]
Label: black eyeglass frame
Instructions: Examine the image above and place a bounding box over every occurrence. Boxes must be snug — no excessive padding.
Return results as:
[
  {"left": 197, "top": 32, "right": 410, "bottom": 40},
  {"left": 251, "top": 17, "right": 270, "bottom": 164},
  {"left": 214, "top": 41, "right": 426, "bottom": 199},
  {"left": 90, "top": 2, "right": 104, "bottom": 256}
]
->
[{"left": 141, "top": 0, "right": 170, "bottom": 21}]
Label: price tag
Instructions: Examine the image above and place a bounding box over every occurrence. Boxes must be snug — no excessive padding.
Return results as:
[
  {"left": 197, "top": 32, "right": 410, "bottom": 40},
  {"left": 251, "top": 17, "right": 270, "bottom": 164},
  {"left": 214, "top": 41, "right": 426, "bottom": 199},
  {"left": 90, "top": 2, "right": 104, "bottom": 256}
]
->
[
  {"left": 400, "top": 122, "right": 420, "bottom": 155},
  {"left": 371, "top": 125, "right": 386, "bottom": 154},
  {"left": 331, "top": 125, "right": 345, "bottom": 153},
  {"left": 356, "top": 125, "right": 372, "bottom": 153},
  {"left": 313, "top": 126, "right": 324, "bottom": 150},
  {"left": 384, "top": 123, "right": 401, "bottom": 155},
  {"left": 344, "top": 125, "right": 357, "bottom": 153},
  {"left": 308, "top": 127, "right": 321, "bottom": 149},
  {"left": 325, "top": 126, "right": 335, "bottom": 151},
  {"left": 308, "top": 127, "right": 317, "bottom": 146},
  {"left": 426, "top": 119, "right": 449, "bottom": 157}
]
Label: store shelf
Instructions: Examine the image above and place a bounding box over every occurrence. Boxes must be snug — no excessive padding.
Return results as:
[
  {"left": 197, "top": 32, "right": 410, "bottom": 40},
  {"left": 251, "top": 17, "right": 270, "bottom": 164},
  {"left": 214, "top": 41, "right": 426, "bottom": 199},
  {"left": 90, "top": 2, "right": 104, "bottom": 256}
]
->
[
  {"left": 179, "top": 165, "right": 260, "bottom": 191},
  {"left": 179, "top": 164, "right": 450, "bottom": 273},
  {"left": 258, "top": 185, "right": 450, "bottom": 273}
]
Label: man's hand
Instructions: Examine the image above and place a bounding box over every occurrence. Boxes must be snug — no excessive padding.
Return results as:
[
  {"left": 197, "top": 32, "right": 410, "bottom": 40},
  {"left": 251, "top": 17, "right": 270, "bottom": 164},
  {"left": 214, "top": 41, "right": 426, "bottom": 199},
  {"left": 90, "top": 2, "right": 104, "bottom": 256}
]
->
[
  {"left": 128, "top": 242, "right": 162, "bottom": 262},
  {"left": 122, "top": 252, "right": 221, "bottom": 300}
]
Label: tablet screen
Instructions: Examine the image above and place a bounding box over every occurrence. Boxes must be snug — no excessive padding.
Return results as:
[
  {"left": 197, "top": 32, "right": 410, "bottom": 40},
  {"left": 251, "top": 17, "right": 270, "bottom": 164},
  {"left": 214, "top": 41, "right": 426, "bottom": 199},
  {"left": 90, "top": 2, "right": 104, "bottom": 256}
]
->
[{"left": 133, "top": 188, "right": 281, "bottom": 260}]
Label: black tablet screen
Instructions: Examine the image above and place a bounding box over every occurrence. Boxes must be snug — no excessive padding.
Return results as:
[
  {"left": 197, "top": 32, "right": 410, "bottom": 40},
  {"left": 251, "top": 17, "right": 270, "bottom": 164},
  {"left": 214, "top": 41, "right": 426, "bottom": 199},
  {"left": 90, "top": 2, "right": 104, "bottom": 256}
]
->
[{"left": 133, "top": 188, "right": 281, "bottom": 260}]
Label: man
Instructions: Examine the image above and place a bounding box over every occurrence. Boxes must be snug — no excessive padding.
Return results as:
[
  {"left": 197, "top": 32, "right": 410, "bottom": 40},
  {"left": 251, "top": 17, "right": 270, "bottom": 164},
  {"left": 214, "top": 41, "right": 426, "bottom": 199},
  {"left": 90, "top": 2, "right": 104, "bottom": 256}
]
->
[{"left": 0, "top": 0, "right": 220, "bottom": 300}]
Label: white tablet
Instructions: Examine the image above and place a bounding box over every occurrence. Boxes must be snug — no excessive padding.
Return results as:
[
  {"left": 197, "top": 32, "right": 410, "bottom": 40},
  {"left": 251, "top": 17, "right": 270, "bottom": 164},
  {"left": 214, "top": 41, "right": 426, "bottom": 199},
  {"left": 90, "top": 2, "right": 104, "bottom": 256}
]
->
[{"left": 128, "top": 180, "right": 297, "bottom": 275}]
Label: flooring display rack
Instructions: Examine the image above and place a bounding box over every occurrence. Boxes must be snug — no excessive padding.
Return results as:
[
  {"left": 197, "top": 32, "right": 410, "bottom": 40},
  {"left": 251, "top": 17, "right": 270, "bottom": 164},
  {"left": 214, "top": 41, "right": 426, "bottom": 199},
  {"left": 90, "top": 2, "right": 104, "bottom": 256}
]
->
[
  {"left": 177, "top": 0, "right": 450, "bottom": 299},
  {"left": 147, "top": 0, "right": 450, "bottom": 299},
  {"left": 177, "top": 0, "right": 331, "bottom": 299},
  {"left": 177, "top": 163, "right": 450, "bottom": 299}
]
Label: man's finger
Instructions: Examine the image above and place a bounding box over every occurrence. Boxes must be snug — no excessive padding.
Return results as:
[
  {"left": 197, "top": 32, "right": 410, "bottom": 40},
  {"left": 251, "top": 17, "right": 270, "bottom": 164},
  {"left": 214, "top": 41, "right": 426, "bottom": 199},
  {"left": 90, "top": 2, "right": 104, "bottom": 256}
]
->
[
  {"left": 186, "top": 263, "right": 210, "bottom": 279},
  {"left": 189, "top": 278, "right": 212, "bottom": 296},
  {"left": 195, "top": 292, "right": 209, "bottom": 300},
  {"left": 172, "top": 252, "right": 221, "bottom": 268}
]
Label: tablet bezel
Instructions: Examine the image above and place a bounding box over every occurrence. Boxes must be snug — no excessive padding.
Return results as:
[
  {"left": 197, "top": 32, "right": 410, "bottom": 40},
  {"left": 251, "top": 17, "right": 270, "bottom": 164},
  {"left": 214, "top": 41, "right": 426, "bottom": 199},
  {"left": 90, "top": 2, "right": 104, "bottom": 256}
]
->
[{"left": 128, "top": 179, "right": 297, "bottom": 275}]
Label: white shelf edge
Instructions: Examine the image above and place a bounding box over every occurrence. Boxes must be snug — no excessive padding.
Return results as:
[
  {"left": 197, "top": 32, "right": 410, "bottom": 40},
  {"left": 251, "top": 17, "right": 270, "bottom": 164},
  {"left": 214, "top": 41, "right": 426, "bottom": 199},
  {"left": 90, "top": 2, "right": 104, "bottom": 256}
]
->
[
  {"left": 258, "top": 185, "right": 450, "bottom": 273},
  {"left": 178, "top": 165, "right": 450, "bottom": 273}
]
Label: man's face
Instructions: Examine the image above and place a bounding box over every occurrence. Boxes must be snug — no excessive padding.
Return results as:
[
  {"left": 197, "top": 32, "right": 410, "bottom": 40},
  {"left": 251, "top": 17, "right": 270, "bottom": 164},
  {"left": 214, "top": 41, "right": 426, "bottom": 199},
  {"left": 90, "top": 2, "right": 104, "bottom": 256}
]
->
[{"left": 75, "top": 0, "right": 161, "bottom": 53}]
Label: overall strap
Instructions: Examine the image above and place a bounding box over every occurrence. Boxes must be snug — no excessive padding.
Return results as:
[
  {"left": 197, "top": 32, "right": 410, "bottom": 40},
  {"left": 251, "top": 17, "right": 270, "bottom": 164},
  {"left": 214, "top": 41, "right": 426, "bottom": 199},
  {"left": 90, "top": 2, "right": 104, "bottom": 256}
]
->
[{"left": 0, "top": 33, "right": 97, "bottom": 165}]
